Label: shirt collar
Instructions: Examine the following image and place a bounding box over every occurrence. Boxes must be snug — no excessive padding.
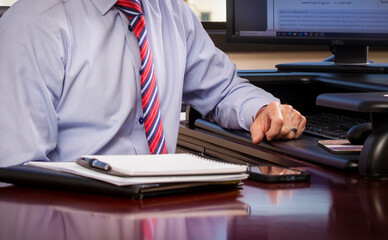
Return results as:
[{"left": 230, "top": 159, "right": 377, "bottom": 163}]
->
[{"left": 90, "top": 0, "right": 118, "bottom": 15}]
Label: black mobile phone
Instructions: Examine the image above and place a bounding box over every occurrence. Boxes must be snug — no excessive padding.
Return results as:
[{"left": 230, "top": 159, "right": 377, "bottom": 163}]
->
[{"left": 248, "top": 165, "right": 310, "bottom": 183}]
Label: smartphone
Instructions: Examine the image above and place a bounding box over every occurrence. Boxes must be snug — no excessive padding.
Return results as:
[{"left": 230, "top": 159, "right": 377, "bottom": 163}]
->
[{"left": 248, "top": 165, "right": 310, "bottom": 182}]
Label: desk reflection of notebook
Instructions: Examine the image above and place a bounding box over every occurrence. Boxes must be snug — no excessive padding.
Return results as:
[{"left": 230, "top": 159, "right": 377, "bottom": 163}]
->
[
  {"left": 0, "top": 186, "right": 250, "bottom": 240},
  {"left": 0, "top": 185, "right": 250, "bottom": 218}
]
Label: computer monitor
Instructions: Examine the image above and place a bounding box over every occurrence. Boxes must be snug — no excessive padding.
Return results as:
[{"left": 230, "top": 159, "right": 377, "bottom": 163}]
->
[{"left": 226, "top": 0, "right": 388, "bottom": 73}]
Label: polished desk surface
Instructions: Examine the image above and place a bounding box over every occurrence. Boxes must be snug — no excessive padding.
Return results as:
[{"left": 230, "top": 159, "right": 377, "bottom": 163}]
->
[{"left": 1, "top": 165, "right": 387, "bottom": 240}]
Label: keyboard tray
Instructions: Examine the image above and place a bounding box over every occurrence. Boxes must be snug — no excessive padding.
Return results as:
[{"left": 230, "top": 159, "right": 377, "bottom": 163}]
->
[{"left": 193, "top": 119, "right": 359, "bottom": 171}]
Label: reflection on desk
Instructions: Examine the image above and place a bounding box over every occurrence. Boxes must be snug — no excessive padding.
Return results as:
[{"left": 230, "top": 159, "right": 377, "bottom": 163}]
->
[
  {"left": 1, "top": 166, "right": 387, "bottom": 240},
  {"left": 0, "top": 187, "right": 247, "bottom": 240}
]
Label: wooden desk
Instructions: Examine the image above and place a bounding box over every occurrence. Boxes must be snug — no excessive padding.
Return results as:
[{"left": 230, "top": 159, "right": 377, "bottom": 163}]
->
[{"left": 0, "top": 165, "right": 387, "bottom": 240}]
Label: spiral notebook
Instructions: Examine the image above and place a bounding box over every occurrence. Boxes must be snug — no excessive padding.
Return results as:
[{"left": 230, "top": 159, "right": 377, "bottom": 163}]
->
[
  {"left": 78, "top": 153, "right": 248, "bottom": 176},
  {"left": 26, "top": 153, "right": 248, "bottom": 186}
]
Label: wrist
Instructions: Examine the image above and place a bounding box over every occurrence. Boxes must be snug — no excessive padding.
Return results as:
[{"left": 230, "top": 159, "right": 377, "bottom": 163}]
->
[{"left": 253, "top": 105, "right": 267, "bottom": 122}]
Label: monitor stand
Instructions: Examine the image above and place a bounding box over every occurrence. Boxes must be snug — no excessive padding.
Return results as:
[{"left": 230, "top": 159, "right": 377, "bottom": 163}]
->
[{"left": 276, "top": 46, "right": 388, "bottom": 74}]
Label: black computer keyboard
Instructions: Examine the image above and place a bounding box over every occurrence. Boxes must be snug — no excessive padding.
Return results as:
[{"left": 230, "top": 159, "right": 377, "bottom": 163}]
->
[{"left": 304, "top": 113, "right": 369, "bottom": 139}]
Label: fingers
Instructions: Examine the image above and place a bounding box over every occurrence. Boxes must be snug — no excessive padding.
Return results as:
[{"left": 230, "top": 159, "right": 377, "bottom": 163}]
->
[
  {"left": 293, "top": 110, "right": 306, "bottom": 139},
  {"left": 272, "top": 104, "right": 294, "bottom": 140},
  {"left": 250, "top": 122, "right": 266, "bottom": 144},
  {"left": 262, "top": 103, "right": 294, "bottom": 141},
  {"left": 250, "top": 102, "right": 307, "bottom": 143},
  {"left": 275, "top": 105, "right": 306, "bottom": 140},
  {"left": 278, "top": 106, "right": 305, "bottom": 140},
  {"left": 250, "top": 102, "right": 283, "bottom": 143},
  {"left": 265, "top": 102, "right": 284, "bottom": 141}
]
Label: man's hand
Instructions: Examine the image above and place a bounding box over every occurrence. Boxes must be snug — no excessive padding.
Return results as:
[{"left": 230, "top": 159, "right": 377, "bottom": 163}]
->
[{"left": 250, "top": 101, "right": 306, "bottom": 144}]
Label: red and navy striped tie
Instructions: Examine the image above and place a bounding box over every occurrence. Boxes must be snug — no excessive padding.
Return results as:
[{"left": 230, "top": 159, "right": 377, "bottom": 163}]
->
[{"left": 116, "top": 0, "right": 167, "bottom": 154}]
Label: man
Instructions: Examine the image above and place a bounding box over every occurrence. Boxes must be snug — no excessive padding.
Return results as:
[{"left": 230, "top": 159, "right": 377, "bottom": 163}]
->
[{"left": 0, "top": 0, "right": 305, "bottom": 167}]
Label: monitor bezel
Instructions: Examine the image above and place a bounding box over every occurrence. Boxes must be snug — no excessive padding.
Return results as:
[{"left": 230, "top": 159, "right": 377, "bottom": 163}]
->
[{"left": 226, "top": 0, "right": 388, "bottom": 48}]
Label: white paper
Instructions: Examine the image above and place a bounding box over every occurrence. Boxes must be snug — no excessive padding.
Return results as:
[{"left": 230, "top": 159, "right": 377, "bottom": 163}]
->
[
  {"left": 80, "top": 153, "right": 248, "bottom": 176},
  {"left": 26, "top": 161, "right": 248, "bottom": 186}
]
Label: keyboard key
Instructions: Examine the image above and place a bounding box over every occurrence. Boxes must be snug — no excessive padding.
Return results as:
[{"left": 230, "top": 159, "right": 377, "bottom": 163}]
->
[{"left": 304, "top": 113, "right": 368, "bottom": 139}]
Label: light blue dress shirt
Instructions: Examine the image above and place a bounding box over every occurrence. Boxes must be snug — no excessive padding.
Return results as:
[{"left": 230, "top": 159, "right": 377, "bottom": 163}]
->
[{"left": 0, "top": 0, "right": 278, "bottom": 167}]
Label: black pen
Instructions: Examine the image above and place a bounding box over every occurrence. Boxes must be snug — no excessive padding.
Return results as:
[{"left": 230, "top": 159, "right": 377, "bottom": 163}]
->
[{"left": 78, "top": 157, "right": 112, "bottom": 171}]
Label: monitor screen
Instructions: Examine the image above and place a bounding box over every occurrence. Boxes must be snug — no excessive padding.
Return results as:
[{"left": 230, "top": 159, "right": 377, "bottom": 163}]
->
[{"left": 227, "top": 0, "right": 388, "bottom": 72}]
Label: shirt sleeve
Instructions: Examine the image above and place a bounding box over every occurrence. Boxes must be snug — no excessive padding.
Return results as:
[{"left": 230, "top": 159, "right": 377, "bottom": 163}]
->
[
  {"left": 0, "top": 10, "right": 64, "bottom": 166},
  {"left": 179, "top": 2, "right": 279, "bottom": 131}
]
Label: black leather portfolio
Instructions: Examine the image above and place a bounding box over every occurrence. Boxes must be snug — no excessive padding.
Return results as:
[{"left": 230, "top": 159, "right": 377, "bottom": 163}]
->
[{"left": 0, "top": 165, "right": 241, "bottom": 199}]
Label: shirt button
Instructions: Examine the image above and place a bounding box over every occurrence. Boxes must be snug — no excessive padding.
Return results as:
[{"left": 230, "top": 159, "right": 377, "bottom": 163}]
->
[
  {"left": 128, "top": 25, "right": 133, "bottom": 32},
  {"left": 139, "top": 117, "right": 144, "bottom": 125}
]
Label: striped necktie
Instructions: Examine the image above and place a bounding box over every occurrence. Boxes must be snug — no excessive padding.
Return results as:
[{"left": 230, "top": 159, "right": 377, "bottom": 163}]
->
[{"left": 116, "top": 0, "right": 167, "bottom": 154}]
